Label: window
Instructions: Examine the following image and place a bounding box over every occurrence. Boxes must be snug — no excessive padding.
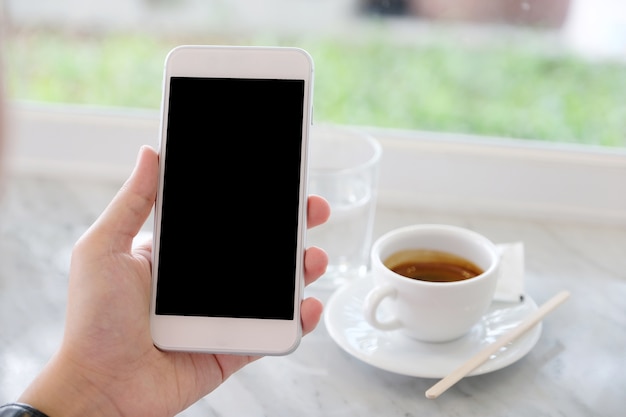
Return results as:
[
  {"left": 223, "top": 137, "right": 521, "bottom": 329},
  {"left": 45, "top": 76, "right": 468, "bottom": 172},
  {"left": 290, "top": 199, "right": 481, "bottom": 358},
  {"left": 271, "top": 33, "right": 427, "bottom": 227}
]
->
[
  {"left": 3, "top": 0, "right": 625, "bottom": 225},
  {"left": 4, "top": 0, "right": 626, "bottom": 148}
]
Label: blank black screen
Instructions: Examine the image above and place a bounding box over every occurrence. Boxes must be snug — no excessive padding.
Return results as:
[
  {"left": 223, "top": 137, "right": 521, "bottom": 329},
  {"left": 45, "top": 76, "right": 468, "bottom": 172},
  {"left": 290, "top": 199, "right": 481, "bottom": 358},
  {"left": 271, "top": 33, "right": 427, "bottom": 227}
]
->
[{"left": 155, "top": 76, "right": 305, "bottom": 319}]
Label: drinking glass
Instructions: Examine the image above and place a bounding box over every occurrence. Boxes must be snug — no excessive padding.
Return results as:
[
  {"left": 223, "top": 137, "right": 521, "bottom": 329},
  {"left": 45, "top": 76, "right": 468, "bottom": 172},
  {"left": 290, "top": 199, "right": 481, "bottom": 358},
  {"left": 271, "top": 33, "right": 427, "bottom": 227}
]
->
[{"left": 307, "top": 125, "right": 382, "bottom": 290}]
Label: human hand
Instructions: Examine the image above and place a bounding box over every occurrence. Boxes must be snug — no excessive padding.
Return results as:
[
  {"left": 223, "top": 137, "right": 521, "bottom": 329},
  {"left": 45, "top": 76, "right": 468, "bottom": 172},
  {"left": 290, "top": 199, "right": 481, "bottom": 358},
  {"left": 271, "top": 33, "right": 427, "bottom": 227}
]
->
[{"left": 18, "top": 145, "right": 330, "bottom": 417}]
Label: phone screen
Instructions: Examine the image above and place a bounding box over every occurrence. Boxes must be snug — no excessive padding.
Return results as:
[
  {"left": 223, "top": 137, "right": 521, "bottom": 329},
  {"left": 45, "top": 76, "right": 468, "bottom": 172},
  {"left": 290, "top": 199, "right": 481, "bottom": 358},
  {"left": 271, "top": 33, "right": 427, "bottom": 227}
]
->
[{"left": 154, "top": 76, "right": 306, "bottom": 320}]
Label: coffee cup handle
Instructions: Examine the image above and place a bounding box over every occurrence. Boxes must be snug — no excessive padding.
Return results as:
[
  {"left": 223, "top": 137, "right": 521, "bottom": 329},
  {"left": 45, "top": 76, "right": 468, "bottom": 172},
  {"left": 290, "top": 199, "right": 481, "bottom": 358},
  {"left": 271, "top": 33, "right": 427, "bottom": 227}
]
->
[{"left": 363, "top": 285, "right": 402, "bottom": 331}]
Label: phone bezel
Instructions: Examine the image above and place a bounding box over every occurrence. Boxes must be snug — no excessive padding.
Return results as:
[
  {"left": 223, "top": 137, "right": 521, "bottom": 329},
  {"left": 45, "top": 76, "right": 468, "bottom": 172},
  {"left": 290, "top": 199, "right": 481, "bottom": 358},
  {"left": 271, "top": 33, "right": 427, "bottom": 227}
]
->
[{"left": 149, "top": 45, "right": 314, "bottom": 355}]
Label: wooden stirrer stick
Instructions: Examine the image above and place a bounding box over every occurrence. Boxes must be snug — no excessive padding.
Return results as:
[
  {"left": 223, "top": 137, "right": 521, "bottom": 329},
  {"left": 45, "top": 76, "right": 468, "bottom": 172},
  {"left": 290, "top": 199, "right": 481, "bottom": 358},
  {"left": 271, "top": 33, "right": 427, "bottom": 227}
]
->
[{"left": 425, "top": 290, "right": 571, "bottom": 399}]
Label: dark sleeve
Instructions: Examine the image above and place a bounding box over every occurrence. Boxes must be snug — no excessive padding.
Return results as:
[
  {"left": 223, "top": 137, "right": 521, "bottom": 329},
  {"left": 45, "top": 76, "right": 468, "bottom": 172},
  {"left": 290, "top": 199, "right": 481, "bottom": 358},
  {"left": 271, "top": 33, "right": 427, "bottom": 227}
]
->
[{"left": 0, "top": 403, "right": 51, "bottom": 417}]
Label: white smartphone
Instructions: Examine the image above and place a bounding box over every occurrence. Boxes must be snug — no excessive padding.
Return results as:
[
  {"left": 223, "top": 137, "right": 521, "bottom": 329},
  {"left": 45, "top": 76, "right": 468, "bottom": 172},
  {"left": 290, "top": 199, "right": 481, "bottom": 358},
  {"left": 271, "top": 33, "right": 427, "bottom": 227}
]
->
[{"left": 150, "top": 45, "right": 314, "bottom": 355}]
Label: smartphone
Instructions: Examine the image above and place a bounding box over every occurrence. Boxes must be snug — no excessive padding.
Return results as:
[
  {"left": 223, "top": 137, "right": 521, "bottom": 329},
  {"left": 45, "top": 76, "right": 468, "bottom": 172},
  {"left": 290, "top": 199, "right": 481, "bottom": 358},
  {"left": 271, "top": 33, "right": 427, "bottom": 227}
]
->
[{"left": 150, "top": 45, "right": 314, "bottom": 355}]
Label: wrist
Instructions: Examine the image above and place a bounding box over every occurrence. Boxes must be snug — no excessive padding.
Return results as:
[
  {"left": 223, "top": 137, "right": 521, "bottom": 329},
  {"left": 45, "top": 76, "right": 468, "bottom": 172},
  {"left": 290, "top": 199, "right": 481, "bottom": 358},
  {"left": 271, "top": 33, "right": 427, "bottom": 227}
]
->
[{"left": 17, "top": 352, "right": 122, "bottom": 417}]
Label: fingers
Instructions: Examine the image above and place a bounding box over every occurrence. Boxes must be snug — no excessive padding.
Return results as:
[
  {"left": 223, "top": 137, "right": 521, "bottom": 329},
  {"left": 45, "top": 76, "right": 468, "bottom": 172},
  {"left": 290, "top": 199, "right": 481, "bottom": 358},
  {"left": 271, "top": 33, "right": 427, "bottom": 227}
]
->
[
  {"left": 301, "top": 297, "right": 324, "bottom": 336},
  {"left": 301, "top": 206, "right": 328, "bottom": 334},
  {"left": 78, "top": 146, "right": 159, "bottom": 253},
  {"left": 131, "top": 233, "right": 154, "bottom": 265},
  {"left": 303, "top": 195, "right": 329, "bottom": 288},
  {"left": 303, "top": 246, "right": 327, "bottom": 287},
  {"left": 307, "top": 195, "right": 330, "bottom": 229}
]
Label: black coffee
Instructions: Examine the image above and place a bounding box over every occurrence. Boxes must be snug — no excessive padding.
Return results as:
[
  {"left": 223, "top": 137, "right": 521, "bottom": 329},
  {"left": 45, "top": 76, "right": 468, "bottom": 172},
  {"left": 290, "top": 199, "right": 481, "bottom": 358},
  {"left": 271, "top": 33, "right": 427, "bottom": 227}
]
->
[{"left": 384, "top": 249, "right": 483, "bottom": 283}]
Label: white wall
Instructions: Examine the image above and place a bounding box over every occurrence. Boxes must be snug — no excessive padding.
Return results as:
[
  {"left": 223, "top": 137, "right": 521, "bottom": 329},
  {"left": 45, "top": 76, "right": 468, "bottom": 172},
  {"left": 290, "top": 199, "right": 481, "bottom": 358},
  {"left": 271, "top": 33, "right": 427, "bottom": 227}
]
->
[{"left": 563, "top": 0, "right": 626, "bottom": 58}]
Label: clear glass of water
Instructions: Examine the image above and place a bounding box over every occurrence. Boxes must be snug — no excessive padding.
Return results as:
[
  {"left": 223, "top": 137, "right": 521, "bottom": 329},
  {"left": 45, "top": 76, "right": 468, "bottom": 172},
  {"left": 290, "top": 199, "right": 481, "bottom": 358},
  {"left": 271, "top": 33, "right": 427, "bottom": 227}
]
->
[{"left": 307, "top": 124, "right": 382, "bottom": 290}]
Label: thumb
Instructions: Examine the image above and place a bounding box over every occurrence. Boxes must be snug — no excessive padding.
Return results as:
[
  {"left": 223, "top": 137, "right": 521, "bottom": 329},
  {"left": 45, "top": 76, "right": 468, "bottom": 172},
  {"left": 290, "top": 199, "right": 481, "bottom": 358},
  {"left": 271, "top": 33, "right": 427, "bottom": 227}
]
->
[{"left": 81, "top": 145, "right": 159, "bottom": 253}]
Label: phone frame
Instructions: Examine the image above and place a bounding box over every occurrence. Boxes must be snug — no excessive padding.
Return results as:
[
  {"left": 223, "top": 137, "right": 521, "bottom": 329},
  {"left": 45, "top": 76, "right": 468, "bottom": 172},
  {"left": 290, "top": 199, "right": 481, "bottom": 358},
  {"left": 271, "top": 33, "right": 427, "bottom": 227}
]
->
[{"left": 149, "top": 45, "right": 314, "bottom": 355}]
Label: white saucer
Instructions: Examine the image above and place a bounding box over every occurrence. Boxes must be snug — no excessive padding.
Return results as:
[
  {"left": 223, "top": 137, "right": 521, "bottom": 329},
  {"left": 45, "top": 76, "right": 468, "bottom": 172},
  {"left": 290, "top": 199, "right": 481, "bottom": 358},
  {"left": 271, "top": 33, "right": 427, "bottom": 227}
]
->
[{"left": 324, "top": 276, "right": 542, "bottom": 378}]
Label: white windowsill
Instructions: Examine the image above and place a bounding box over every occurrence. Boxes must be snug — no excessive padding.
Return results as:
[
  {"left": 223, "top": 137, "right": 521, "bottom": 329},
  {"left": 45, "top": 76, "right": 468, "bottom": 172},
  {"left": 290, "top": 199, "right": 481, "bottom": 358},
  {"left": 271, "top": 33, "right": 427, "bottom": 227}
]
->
[{"left": 5, "top": 101, "right": 626, "bottom": 225}]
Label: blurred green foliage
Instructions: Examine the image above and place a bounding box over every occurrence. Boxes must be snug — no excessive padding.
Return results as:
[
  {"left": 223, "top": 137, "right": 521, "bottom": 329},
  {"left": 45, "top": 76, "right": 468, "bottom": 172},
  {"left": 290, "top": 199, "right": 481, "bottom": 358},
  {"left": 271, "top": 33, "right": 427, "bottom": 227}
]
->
[{"left": 6, "top": 30, "right": 626, "bottom": 147}]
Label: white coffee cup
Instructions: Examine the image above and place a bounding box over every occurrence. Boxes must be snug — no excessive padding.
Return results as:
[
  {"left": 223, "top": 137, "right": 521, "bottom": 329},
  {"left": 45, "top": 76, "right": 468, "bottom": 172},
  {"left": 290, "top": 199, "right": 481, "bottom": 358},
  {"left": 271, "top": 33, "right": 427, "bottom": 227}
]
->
[{"left": 363, "top": 224, "right": 500, "bottom": 343}]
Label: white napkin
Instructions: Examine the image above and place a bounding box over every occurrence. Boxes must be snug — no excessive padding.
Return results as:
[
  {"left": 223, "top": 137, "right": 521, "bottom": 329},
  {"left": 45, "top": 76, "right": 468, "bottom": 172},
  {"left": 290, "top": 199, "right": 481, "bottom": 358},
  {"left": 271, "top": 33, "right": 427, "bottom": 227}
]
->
[{"left": 494, "top": 242, "right": 525, "bottom": 303}]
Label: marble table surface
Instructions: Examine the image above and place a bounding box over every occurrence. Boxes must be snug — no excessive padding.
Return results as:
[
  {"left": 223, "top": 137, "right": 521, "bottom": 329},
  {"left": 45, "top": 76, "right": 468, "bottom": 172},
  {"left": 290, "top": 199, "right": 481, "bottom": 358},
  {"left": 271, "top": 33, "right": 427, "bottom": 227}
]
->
[{"left": 0, "top": 175, "right": 624, "bottom": 417}]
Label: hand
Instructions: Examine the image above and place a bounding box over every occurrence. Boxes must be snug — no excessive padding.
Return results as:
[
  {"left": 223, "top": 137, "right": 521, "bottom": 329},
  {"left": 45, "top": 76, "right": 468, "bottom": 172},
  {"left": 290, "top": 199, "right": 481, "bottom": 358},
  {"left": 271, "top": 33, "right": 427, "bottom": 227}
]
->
[{"left": 18, "top": 145, "right": 330, "bottom": 417}]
